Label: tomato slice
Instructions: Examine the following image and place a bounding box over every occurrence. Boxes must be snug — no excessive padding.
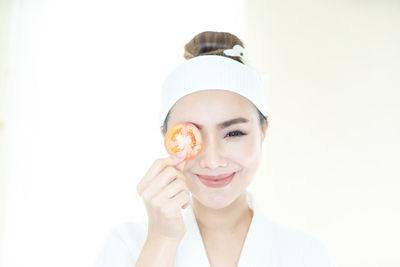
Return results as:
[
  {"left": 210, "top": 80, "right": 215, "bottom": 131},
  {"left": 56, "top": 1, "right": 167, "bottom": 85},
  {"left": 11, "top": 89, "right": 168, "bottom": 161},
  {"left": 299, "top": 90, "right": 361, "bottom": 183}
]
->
[{"left": 164, "top": 122, "right": 203, "bottom": 161}]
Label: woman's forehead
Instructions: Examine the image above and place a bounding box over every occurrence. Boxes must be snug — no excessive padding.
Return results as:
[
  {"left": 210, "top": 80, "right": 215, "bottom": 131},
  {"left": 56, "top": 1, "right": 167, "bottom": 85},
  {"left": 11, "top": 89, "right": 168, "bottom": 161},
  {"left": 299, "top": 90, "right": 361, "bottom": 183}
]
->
[{"left": 168, "top": 90, "right": 256, "bottom": 125}]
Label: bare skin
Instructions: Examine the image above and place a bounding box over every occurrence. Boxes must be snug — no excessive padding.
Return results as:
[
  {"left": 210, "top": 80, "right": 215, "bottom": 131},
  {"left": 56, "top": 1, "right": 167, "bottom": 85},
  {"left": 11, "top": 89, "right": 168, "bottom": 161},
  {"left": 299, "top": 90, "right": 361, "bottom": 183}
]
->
[{"left": 194, "top": 192, "right": 254, "bottom": 267}]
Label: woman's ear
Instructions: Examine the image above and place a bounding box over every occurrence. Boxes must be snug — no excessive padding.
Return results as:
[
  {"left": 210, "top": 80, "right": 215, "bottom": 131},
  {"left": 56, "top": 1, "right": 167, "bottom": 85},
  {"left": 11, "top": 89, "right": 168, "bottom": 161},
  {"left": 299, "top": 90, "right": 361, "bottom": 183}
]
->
[
  {"left": 160, "top": 126, "right": 165, "bottom": 138},
  {"left": 261, "top": 117, "right": 269, "bottom": 142}
]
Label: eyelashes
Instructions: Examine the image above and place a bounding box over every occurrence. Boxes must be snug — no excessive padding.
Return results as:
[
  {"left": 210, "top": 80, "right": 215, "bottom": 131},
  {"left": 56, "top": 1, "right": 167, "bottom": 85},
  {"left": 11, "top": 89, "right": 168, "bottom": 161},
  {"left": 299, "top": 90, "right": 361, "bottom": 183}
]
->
[{"left": 225, "top": 130, "right": 247, "bottom": 138}]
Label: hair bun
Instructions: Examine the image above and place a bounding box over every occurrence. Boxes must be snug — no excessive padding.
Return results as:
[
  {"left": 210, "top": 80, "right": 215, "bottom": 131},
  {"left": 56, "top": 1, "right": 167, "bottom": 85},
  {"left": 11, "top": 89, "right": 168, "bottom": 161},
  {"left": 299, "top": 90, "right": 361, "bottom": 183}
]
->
[{"left": 184, "top": 31, "right": 245, "bottom": 64}]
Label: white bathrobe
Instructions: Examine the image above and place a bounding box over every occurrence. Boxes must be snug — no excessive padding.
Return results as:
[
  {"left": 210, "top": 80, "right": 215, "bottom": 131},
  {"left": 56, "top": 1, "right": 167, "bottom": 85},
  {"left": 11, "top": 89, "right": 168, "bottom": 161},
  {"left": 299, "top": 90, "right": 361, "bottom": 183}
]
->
[{"left": 94, "top": 191, "right": 335, "bottom": 267}]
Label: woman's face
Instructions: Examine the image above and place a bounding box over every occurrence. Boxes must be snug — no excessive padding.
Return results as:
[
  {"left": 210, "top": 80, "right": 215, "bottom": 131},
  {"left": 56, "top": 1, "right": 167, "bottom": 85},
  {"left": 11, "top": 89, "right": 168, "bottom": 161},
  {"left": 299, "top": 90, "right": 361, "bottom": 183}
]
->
[{"left": 163, "top": 90, "right": 268, "bottom": 209}]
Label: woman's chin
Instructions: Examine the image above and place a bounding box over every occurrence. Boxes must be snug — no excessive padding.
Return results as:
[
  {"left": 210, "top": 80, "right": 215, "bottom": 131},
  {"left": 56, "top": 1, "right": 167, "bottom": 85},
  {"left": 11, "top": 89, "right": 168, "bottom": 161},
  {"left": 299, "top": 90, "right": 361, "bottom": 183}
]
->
[{"left": 192, "top": 191, "right": 236, "bottom": 210}]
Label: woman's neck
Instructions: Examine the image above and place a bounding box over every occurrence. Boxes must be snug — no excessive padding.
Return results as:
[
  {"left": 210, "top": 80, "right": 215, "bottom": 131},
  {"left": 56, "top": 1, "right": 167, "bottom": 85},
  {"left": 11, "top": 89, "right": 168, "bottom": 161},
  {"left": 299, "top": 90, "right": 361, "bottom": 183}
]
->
[{"left": 192, "top": 192, "right": 253, "bottom": 234}]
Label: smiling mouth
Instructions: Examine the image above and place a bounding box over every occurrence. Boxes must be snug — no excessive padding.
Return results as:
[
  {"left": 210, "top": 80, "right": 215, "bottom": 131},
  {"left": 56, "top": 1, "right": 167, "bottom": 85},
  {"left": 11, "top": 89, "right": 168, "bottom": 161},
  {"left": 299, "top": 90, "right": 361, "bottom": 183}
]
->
[
  {"left": 196, "top": 172, "right": 235, "bottom": 180},
  {"left": 195, "top": 172, "right": 236, "bottom": 188}
]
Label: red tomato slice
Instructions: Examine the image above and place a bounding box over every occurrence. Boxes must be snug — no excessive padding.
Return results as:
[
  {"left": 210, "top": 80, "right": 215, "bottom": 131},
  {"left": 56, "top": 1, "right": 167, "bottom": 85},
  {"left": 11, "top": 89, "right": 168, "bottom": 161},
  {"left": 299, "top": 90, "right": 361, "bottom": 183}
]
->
[{"left": 164, "top": 122, "right": 203, "bottom": 161}]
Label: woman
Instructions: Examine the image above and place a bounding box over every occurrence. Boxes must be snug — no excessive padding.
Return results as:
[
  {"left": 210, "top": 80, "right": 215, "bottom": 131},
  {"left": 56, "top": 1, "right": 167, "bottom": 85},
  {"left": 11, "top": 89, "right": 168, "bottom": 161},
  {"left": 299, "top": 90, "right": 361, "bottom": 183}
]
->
[{"left": 94, "top": 31, "right": 334, "bottom": 267}]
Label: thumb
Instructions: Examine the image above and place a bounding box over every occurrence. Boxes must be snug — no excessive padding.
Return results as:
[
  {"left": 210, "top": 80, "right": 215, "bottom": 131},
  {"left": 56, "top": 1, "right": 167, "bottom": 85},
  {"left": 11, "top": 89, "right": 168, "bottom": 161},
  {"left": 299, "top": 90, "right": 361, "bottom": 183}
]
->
[
  {"left": 173, "top": 150, "right": 187, "bottom": 172},
  {"left": 174, "top": 158, "right": 187, "bottom": 172}
]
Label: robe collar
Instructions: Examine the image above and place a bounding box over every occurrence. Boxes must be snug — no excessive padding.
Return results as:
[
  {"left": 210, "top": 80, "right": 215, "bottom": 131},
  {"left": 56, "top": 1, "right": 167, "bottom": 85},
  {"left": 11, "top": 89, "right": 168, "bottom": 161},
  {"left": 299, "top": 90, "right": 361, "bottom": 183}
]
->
[{"left": 175, "top": 190, "right": 277, "bottom": 267}]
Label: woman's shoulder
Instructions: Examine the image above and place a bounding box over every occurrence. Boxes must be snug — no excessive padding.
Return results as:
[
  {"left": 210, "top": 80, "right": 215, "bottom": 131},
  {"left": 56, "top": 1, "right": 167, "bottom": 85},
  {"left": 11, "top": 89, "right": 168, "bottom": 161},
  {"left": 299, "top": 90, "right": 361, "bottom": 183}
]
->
[
  {"left": 260, "top": 215, "right": 334, "bottom": 266},
  {"left": 268, "top": 216, "right": 326, "bottom": 246},
  {"left": 109, "top": 219, "right": 148, "bottom": 249},
  {"left": 93, "top": 220, "right": 148, "bottom": 267},
  {"left": 250, "top": 195, "right": 329, "bottom": 252}
]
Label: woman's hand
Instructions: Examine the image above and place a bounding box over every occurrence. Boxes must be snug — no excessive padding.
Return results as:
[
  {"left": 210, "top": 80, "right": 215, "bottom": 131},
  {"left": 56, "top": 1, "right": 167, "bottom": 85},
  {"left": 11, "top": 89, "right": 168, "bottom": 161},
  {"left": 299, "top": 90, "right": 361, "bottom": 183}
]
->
[{"left": 136, "top": 154, "right": 190, "bottom": 243}]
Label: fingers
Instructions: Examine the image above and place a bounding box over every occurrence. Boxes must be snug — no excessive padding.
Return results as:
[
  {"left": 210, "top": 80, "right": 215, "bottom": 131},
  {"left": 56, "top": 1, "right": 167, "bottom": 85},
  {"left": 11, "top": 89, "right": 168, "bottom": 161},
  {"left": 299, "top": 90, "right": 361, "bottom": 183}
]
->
[
  {"left": 171, "top": 190, "right": 191, "bottom": 209},
  {"left": 139, "top": 166, "right": 186, "bottom": 201},
  {"left": 163, "top": 178, "right": 189, "bottom": 199},
  {"left": 136, "top": 155, "right": 185, "bottom": 195},
  {"left": 151, "top": 189, "right": 190, "bottom": 212}
]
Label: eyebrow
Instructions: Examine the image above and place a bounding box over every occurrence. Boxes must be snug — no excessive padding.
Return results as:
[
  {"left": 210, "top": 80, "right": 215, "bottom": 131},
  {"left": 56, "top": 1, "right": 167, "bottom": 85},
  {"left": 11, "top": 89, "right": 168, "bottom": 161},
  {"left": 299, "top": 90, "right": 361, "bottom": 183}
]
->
[{"left": 185, "top": 117, "right": 249, "bottom": 130}]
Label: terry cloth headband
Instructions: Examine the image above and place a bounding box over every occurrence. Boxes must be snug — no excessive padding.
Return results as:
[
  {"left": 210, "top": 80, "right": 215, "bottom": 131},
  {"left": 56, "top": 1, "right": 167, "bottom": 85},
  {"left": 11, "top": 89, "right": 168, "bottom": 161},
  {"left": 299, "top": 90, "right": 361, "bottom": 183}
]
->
[{"left": 159, "top": 46, "right": 268, "bottom": 126}]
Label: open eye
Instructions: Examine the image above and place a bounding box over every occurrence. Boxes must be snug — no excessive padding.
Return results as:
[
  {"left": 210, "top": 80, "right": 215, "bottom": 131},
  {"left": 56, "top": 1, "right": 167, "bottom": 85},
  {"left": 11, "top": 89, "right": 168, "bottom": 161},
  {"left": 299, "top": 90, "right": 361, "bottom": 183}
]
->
[{"left": 225, "top": 130, "right": 246, "bottom": 138}]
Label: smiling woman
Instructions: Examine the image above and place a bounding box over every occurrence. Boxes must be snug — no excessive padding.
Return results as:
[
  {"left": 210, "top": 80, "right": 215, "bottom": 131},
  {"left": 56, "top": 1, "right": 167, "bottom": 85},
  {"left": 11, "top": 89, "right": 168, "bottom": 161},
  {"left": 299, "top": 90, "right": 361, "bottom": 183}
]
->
[
  {"left": 165, "top": 89, "right": 267, "bottom": 211},
  {"left": 94, "top": 31, "right": 334, "bottom": 267}
]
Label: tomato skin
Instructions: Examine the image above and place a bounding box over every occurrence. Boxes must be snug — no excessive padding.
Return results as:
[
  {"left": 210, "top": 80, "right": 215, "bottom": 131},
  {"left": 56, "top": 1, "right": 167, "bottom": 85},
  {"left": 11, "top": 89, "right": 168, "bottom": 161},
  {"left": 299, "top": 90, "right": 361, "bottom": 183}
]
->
[{"left": 164, "top": 122, "right": 203, "bottom": 161}]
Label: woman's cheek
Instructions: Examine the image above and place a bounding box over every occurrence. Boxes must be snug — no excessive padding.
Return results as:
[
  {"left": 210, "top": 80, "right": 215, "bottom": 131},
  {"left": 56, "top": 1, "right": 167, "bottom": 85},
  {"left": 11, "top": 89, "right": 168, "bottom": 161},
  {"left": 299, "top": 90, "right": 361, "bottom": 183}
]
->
[{"left": 227, "top": 136, "right": 258, "bottom": 165}]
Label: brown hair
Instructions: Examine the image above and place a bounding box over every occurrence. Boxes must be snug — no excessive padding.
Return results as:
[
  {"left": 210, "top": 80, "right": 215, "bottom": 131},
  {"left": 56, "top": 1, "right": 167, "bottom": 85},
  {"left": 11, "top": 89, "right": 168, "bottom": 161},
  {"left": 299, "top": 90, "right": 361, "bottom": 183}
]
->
[
  {"left": 161, "top": 31, "right": 267, "bottom": 135},
  {"left": 184, "top": 31, "right": 245, "bottom": 64}
]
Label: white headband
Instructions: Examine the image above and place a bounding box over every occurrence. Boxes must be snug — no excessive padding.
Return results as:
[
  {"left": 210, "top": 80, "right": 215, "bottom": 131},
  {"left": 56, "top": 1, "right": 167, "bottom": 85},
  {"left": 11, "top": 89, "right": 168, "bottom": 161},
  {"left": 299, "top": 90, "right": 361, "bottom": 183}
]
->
[{"left": 159, "top": 52, "right": 268, "bottom": 126}]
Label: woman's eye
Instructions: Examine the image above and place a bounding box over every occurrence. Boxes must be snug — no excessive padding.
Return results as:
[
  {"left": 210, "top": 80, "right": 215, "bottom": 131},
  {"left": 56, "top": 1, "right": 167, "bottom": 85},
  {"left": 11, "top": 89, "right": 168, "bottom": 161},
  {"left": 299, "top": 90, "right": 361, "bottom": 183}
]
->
[{"left": 226, "top": 130, "right": 246, "bottom": 138}]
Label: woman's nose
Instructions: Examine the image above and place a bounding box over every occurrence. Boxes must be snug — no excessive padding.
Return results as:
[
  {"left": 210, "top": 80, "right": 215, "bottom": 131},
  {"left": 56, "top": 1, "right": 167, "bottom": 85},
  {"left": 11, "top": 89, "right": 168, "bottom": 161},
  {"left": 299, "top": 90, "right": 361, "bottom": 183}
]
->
[{"left": 199, "top": 134, "right": 228, "bottom": 169}]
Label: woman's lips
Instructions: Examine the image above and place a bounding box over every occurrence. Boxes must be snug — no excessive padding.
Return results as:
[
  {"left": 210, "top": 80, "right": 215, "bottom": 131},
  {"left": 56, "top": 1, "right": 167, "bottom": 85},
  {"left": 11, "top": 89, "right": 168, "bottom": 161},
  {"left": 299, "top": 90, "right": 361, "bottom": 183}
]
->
[
  {"left": 197, "top": 172, "right": 234, "bottom": 180},
  {"left": 196, "top": 172, "right": 236, "bottom": 188}
]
